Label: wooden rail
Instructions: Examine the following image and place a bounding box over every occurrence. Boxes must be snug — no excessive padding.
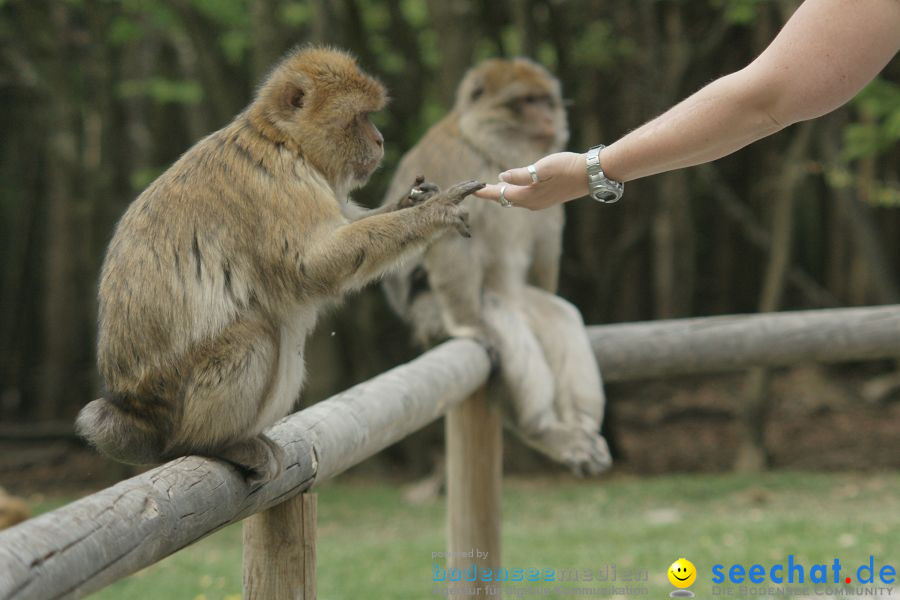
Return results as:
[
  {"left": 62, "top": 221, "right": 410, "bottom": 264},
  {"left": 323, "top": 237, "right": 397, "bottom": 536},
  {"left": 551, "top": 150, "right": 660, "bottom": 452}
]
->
[
  {"left": 0, "top": 305, "right": 898, "bottom": 599},
  {"left": 0, "top": 340, "right": 491, "bottom": 600},
  {"left": 590, "top": 305, "right": 900, "bottom": 381}
]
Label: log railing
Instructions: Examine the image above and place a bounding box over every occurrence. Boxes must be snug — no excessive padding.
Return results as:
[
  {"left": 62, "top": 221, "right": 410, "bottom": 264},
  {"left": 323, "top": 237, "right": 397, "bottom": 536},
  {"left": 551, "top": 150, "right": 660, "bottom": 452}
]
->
[{"left": 0, "top": 305, "right": 897, "bottom": 599}]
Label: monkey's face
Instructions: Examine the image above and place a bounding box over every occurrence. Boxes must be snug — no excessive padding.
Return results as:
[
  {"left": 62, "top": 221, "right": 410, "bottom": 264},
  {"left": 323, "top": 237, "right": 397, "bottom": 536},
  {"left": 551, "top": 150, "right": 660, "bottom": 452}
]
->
[
  {"left": 345, "top": 111, "right": 385, "bottom": 185},
  {"left": 456, "top": 58, "right": 569, "bottom": 157},
  {"left": 255, "top": 47, "right": 387, "bottom": 194}
]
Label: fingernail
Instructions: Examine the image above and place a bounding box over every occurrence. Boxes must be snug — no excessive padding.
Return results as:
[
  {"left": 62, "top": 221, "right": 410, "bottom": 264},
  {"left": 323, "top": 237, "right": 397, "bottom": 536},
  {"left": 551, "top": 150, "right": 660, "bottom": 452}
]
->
[{"left": 499, "top": 172, "right": 509, "bottom": 182}]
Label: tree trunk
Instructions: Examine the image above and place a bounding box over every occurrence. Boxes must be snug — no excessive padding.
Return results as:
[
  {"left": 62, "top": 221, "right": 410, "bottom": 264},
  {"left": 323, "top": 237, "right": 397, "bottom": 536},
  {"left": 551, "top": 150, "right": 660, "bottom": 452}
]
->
[{"left": 735, "top": 122, "right": 813, "bottom": 472}]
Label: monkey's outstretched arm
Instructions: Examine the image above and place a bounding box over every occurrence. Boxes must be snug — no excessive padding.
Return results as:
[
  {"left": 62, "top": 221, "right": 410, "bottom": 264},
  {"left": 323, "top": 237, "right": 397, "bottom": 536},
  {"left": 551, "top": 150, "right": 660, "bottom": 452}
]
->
[{"left": 303, "top": 181, "right": 483, "bottom": 294}]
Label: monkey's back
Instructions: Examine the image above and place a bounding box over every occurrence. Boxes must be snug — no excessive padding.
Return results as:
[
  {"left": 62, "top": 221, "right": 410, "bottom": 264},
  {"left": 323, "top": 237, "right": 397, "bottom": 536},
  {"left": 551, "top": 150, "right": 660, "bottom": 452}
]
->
[{"left": 97, "top": 120, "right": 338, "bottom": 393}]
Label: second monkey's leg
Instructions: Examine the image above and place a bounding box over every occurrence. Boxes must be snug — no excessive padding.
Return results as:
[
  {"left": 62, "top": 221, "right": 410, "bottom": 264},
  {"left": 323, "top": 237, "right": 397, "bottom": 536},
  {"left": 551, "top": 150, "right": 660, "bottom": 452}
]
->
[
  {"left": 482, "top": 292, "right": 603, "bottom": 474},
  {"left": 519, "top": 287, "right": 611, "bottom": 474},
  {"left": 166, "top": 316, "right": 286, "bottom": 485}
]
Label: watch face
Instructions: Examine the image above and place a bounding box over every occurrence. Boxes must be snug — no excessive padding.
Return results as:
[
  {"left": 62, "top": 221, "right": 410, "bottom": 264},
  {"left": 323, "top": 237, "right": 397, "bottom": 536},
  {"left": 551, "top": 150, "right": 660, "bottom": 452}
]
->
[{"left": 593, "top": 190, "right": 618, "bottom": 202}]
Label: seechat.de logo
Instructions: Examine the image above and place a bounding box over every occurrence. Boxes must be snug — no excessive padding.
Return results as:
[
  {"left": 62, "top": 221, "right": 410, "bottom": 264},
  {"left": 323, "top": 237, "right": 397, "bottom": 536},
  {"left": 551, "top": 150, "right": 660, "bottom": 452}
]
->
[{"left": 711, "top": 555, "right": 897, "bottom": 586}]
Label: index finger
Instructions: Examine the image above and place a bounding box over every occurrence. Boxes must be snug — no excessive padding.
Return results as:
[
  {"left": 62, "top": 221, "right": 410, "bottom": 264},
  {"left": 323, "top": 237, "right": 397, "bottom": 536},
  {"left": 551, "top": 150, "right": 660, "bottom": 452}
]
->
[{"left": 474, "top": 183, "right": 504, "bottom": 201}]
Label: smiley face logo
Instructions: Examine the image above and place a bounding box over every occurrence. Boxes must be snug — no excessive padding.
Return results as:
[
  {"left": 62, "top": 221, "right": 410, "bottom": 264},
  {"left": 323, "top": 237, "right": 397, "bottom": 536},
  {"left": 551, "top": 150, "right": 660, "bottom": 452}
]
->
[{"left": 668, "top": 558, "right": 697, "bottom": 588}]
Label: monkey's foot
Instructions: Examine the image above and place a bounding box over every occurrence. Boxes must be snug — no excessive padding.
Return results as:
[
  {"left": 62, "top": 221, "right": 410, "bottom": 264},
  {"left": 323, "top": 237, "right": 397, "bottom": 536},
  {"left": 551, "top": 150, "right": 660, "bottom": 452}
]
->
[
  {"left": 580, "top": 432, "right": 612, "bottom": 477},
  {"left": 517, "top": 424, "right": 612, "bottom": 477},
  {"left": 214, "top": 434, "right": 285, "bottom": 487}
]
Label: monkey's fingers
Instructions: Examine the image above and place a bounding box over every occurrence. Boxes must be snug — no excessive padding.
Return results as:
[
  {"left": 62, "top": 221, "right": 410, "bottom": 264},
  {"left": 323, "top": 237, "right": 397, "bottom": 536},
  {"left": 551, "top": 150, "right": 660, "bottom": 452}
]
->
[
  {"left": 453, "top": 209, "right": 472, "bottom": 238},
  {"left": 410, "top": 181, "right": 440, "bottom": 199},
  {"left": 402, "top": 180, "right": 441, "bottom": 208},
  {"left": 444, "top": 180, "right": 486, "bottom": 204}
]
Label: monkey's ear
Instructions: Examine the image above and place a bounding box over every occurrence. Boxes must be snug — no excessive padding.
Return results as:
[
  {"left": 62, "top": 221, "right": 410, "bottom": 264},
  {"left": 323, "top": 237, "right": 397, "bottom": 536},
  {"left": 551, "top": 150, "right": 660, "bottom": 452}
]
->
[{"left": 283, "top": 84, "right": 305, "bottom": 110}]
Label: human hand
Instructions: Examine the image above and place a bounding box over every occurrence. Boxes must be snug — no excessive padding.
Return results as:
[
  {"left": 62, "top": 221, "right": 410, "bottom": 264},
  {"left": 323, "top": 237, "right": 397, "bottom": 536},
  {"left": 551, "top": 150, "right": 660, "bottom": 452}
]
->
[{"left": 473, "top": 151, "right": 588, "bottom": 211}]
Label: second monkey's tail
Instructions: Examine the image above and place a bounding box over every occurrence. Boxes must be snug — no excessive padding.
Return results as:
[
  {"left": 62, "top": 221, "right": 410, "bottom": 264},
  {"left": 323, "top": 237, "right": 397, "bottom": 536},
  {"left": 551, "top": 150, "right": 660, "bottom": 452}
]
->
[{"left": 75, "top": 393, "right": 172, "bottom": 465}]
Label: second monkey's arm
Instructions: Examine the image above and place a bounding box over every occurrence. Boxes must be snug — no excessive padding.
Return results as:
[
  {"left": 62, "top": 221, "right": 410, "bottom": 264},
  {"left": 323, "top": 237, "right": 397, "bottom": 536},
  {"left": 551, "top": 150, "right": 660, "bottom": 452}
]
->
[{"left": 423, "top": 232, "right": 487, "bottom": 341}]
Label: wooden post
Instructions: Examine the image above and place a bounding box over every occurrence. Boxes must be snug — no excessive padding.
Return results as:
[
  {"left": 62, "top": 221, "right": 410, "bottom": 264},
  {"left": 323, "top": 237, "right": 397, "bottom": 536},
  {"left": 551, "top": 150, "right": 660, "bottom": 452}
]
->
[
  {"left": 445, "top": 387, "right": 502, "bottom": 595},
  {"left": 243, "top": 493, "right": 317, "bottom": 600}
]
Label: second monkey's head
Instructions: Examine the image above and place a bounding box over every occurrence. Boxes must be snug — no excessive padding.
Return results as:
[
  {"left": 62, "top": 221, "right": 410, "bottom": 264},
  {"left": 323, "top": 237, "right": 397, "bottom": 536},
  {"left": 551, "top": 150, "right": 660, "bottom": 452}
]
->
[
  {"left": 251, "top": 46, "right": 387, "bottom": 195},
  {"left": 455, "top": 58, "right": 569, "bottom": 163}
]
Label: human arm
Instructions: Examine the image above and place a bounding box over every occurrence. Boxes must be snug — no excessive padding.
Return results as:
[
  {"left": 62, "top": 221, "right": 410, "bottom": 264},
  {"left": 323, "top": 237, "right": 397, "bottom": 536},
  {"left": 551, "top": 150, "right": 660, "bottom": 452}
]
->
[{"left": 476, "top": 0, "right": 900, "bottom": 210}]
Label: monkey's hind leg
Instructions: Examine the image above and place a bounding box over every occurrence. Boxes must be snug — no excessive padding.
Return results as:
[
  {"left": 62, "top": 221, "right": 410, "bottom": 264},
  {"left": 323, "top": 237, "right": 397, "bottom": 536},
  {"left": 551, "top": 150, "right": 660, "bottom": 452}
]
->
[
  {"left": 482, "top": 293, "right": 602, "bottom": 474},
  {"left": 168, "top": 316, "right": 287, "bottom": 485},
  {"left": 520, "top": 287, "right": 612, "bottom": 475}
]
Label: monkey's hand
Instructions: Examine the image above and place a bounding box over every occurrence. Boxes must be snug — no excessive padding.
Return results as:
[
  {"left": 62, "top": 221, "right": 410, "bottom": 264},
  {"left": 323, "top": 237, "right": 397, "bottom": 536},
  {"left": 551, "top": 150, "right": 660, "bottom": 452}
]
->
[
  {"left": 418, "top": 179, "right": 485, "bottom": 238},
  {"left": 398, "top": 175, "right": 441, "bottom": 209}
]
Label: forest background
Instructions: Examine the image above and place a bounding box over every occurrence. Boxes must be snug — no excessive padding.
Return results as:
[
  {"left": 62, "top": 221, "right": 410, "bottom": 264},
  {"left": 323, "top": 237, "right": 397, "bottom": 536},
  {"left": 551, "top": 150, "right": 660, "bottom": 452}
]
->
[{"left": 1, "top": 0, "right": 898, "bottom": 478}]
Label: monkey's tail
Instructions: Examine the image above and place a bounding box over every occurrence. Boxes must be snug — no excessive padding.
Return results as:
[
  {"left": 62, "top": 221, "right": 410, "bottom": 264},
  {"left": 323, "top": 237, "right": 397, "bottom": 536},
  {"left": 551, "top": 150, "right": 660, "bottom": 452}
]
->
[{"left": 75, "top": 393, "right": 172, "bottom": 465}]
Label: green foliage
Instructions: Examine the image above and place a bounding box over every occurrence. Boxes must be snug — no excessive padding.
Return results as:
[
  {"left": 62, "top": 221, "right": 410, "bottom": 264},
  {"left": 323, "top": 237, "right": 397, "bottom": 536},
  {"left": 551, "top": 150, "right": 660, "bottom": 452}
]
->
[
  {"left": 118, "top": 78, "right": 204, "bottom": 105},
  {"left": 360, "top": 0, "right": 390, "bottom": 30},
  {"left": 416, "top": 29, "right": 441, "bottom": 70},
  {"left": 219, "top": 29, "right": 250, "bottom": 64},
  {"left": 710, "top": 0, "right": 762, "bottom": 25},
  {"left": 502, "top": 26, "right": 522, "bottom": 57},
  {"left": 842, "top": 78, "right": 900, "bottom": 162},
  {"left": 107, "top": 15, "right": 144, "bottom": 46},
  {"left": 190, "top": 0, "right": 247, "bottom": 27},
  {"left": 130, "top": 167, "right": 166, "bottom": 192},
  {"left": 116, "top": 0, "right": 182, "bottom": 33},
  {"left": 536, "top": 42, "right": 558, "bottom": 72},
  {"left": 401, "top": 0, "right": 429, "bottom": 26},
  {"left": 280, "top": 1, "right": 311, "bottom": 27},
  {"left": 187, "top": 0, "right": 251, "bottom": 64},
  {"left": 571, "top": 20, "right": 636, "bottom": 70}
]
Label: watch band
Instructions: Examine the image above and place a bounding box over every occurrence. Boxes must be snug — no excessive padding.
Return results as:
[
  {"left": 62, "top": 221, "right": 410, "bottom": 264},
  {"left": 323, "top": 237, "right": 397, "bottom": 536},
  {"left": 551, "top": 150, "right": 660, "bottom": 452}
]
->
[{"left": 585, "top": 145, "right": 624, "bottom": 204}]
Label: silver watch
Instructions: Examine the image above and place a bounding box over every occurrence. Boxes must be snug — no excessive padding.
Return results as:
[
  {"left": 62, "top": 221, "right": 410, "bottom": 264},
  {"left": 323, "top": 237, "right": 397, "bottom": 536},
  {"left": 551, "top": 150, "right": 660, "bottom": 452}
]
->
[{"left": 585, "top": 144, "right": 624, "bottom": 203}]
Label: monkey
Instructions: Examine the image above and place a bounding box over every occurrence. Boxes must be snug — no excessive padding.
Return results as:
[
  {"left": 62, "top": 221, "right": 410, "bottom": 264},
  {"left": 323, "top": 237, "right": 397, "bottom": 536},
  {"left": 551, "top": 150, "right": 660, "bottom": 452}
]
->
[
  {"left": 381, "top": 58, "right": 611, "bottom": 476},
  {"left": 75, "top": 46, "right": 484, "bottom": 485}
]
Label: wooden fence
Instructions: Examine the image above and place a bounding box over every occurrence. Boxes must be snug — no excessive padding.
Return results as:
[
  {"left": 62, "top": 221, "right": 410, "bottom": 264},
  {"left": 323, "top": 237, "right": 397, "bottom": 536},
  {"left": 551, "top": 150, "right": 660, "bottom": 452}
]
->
[{"left": 0, "top": 305, "right": 898, "bottom": 599}]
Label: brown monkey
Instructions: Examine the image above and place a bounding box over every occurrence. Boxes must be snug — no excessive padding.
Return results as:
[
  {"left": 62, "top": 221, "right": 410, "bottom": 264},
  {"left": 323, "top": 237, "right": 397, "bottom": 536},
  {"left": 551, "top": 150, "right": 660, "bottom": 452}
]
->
[
  {"left": 382, "top": 58, "right": 611, "bottom": 475},
  {"left": 76, "top": 46, "right": 483, "bottom": 485}
]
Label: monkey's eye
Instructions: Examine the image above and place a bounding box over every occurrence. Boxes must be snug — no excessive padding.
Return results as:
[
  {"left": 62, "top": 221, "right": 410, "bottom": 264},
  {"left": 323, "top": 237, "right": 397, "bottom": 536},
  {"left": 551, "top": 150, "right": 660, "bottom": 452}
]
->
[
  {"left": 512, "top": 94, "right": 554, "bottom": 111},
  {"left": 470, "top": 87, "right": 484, "bottom": 102}
]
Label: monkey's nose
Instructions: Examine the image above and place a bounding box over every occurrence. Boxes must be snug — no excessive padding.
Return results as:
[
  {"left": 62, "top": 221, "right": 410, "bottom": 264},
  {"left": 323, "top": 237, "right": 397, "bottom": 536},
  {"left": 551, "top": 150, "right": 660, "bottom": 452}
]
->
[{"left": 375, "top": 133, "right": 384, "bottom": 148}]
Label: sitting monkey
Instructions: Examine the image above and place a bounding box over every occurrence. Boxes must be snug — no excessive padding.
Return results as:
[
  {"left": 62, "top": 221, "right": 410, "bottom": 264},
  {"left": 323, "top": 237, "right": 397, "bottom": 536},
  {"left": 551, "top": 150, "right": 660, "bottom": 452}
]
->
[
  {"left": 76, "top": 47, "right": 483, "bottom": 484},
  {"left": 382, "top": 59, "right": 611, "bottom": 475}
]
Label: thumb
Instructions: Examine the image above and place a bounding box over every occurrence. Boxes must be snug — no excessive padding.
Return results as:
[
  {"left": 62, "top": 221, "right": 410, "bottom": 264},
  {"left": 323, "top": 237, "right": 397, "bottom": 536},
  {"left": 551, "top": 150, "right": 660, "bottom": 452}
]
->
[{"left": 498, "top": 166, "right": 535, "bottom": 186}]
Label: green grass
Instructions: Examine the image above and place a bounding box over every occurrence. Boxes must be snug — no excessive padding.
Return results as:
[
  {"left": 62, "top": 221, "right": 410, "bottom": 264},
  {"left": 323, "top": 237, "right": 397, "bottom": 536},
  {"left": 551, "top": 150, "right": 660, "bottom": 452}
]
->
[{"left": 31, "top": 471, "right": 900, "bottom": 599}]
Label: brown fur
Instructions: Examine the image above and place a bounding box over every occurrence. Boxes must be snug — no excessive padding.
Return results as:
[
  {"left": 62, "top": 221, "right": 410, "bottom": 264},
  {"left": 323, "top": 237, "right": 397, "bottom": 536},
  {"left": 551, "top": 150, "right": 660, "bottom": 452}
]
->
[
  {"left": 382, "top": 58, "right": 611, "bottom": 475},
  {"left": 76, "top": 46, "right": 482, "bottom": 485}
]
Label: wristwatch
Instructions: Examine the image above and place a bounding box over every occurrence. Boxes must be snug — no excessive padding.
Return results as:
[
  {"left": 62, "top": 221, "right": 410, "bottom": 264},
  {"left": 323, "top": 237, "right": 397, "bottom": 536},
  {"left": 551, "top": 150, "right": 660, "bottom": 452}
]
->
[{"left": 585, "top": 145, "right": 624, "bottom": 204}]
